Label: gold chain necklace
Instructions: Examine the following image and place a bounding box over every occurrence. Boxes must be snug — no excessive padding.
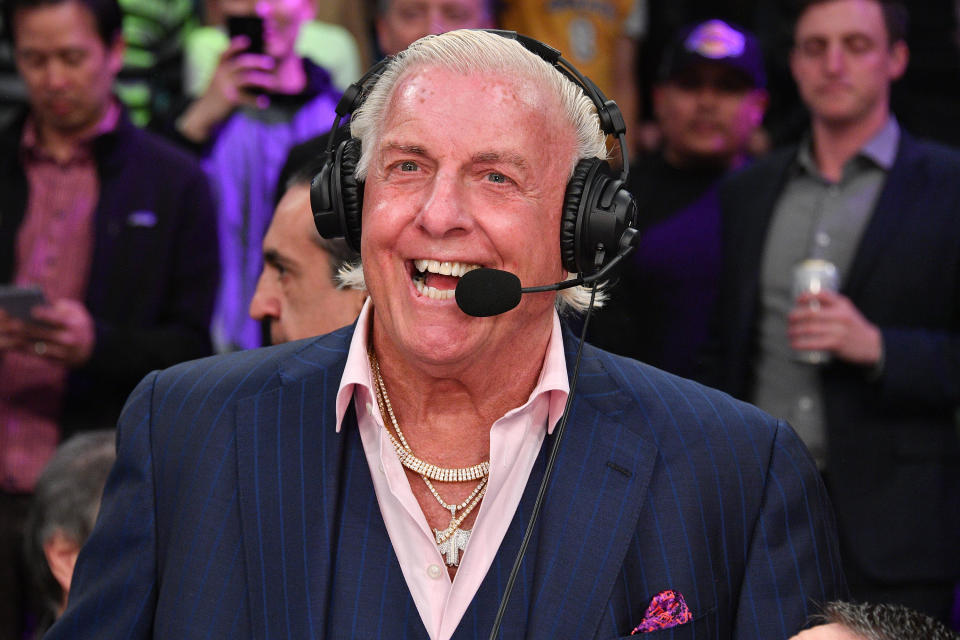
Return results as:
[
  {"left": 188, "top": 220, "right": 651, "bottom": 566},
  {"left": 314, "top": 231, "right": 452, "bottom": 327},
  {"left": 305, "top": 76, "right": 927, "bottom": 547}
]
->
[
  {"left": 368, "top": 350, "right": 490, "bottom": 482},
  {"left": 367, "top": 348, "right": 490, "bottom": 566}
]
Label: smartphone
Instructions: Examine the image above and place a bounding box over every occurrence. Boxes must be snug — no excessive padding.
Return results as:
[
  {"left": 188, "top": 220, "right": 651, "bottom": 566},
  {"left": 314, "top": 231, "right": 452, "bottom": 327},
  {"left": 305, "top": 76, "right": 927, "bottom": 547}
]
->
[
  {"left": 227, "top": 15, "right": 264, "bottom": 55},
  {"left": 0, "top": 285, "right": 46, "bottom": 322}
]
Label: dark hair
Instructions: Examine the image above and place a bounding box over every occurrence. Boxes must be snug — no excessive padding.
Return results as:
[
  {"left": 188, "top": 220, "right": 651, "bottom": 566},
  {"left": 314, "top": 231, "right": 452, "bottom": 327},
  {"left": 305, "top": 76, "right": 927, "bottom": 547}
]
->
[
  {"left": 23, "top": 430, "right": 116, "bottom": 629},
  {"left": 3, "top": 0, "right": 123, "bottom": 46},
  {"left": 814, "top": 601, "right": 959, "bottom": 640},
  {"left": 283, "top": 162, "right": 361, "bottom": 286},
  {"left": 793, "top": 0, "right": 909, "bottom": 46}
]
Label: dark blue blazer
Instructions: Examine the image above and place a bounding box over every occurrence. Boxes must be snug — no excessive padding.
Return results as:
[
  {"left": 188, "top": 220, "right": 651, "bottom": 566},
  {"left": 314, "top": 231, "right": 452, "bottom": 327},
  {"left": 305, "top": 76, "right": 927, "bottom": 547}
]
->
[
  {"left": 49, "top": 326, "right": 844, "bottom": 639},
  {"left": 0, "top": 109, "right": 219, "bottom": 436},
  {"left": 704, "top": 132, "right": 960, "bottom": 585}
]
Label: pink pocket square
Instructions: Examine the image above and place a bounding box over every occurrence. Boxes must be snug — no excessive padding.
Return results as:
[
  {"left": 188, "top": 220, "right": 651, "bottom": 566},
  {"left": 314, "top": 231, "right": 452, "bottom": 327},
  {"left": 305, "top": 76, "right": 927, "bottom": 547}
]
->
[{"left": 630, "top": 589, "right": 693, "bottom": 634}]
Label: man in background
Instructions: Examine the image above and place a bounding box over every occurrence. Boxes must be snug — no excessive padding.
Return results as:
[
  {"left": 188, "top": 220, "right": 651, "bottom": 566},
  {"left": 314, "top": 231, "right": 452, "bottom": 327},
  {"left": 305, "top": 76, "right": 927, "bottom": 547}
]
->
[
  {"left": 249, "top": 167, "right": 366, "bottom": 344},
  {"left": 24, "top": 431, "right": 115, "bottom": 637},
  {"left": 588, "top": 19, "right": 768, "bottom": 377},
  {"left": 277, "top": 0, "right": 495, "bottom": 189},
  {"left": 704, "top": 0, "right": 960, "bottom": 621},
  {"left": 0, "top": 0, "right": 218, "bottom": 636}
]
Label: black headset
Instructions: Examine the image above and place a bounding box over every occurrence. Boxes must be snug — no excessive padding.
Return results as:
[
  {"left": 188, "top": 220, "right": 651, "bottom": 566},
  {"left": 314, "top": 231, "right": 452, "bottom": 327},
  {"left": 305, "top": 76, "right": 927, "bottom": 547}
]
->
[{"left": 310, "top": 29, "right": 637, "bottom": 278}]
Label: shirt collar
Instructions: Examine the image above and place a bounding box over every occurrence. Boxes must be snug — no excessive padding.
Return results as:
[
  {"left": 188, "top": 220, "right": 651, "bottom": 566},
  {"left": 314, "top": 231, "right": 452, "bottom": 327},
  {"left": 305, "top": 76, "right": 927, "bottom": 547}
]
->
[
  {"left": 795, "top": 116, "right": 900, "bottom": 176},
  {"left": 335, "top": 299, "right": 570, "bottom": 434},
  {"left": 859, "top": 116, "right": 900, "bottom": 170},
  {"left": 20, "top": 99, "right": 122, "bottom": 160}
]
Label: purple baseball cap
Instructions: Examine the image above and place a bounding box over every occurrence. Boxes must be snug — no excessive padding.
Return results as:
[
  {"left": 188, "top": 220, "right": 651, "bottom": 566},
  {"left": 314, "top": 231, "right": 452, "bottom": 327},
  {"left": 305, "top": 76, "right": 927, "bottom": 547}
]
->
[{"left": 658, "top": 19, "right": 766, "bottom": 88}]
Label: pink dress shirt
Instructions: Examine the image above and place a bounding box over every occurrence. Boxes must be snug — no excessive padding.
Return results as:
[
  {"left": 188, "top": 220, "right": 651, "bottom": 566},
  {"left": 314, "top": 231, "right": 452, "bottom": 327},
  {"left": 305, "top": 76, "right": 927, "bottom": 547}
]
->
[
  {"left": 0, "top": 103, "right": 120, "bottom": 493},
  {"left": 336, "top": 300, "right": 569, "bottom": 640}
]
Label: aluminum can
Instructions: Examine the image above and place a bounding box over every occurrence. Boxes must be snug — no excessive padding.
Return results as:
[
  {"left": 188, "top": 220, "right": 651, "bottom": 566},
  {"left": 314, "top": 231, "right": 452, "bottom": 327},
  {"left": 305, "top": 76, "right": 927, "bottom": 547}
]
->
[{"left": 792, "top": 259, "right": 839, "bottom": 364}]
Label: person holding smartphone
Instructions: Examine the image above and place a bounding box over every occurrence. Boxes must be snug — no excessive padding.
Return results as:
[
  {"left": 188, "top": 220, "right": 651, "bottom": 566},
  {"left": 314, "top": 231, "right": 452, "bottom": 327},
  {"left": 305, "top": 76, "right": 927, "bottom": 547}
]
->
[{"left": 175, "top": 0, "right": 345, "bottom": 352}]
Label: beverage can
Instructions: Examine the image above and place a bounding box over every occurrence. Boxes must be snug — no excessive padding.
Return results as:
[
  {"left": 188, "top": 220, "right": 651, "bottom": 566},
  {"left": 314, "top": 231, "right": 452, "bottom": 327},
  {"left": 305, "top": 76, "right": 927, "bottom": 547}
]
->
[{"left": 792, "top": 259, "right": 839, "bottom": 364}]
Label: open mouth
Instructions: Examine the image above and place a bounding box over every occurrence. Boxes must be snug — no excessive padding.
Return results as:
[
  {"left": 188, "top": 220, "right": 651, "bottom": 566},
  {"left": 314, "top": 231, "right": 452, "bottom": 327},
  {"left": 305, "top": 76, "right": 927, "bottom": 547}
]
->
[{"left": 411, "top": 259, "right": 481, "bottom": 300}]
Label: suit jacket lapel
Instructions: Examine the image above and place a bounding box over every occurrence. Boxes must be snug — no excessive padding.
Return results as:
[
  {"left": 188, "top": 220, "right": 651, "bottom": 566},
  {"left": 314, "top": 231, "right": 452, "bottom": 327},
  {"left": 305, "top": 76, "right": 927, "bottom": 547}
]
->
[
  {"left": 235, "top": 334, "right": 354, "bottom": 639},
  {"left": 843, "top": 133, "right": 917, "bottom": 297},
  {"left": 469, "top": 333, "right": 660, "bottom": 639},
  {"left": 730, "top": 148, "right": 797, "bottom": 330}
]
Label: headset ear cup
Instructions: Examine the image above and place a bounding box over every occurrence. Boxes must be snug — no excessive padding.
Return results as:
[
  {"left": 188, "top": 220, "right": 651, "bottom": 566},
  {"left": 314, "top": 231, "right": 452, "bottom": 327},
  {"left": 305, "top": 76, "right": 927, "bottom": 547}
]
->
[
  {"left": 337, "top": 138, "right": 364, "bottom": 252},
  {"left": 560, "top": 159, "right": 600, "bottom": 274}
]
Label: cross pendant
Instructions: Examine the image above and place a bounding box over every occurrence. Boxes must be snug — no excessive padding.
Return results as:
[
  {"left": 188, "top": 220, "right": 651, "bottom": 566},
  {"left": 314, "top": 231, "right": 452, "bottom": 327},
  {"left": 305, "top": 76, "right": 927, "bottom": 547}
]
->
[{"left": 434, "top": 526, "right": 471, "bottom": 567}]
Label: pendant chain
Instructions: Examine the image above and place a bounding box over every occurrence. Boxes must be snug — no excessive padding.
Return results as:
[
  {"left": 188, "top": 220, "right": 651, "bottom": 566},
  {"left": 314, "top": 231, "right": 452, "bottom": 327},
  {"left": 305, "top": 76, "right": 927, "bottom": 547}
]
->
[{"left": 367, "top": 348, "right": 492, "bottom": 565}]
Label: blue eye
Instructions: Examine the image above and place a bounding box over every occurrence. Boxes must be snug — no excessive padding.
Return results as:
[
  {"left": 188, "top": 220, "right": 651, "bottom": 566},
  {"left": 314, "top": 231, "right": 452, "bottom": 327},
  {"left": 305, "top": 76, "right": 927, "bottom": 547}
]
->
[{"left": 487, "top": 173, "right": 507, "bottom": 184}]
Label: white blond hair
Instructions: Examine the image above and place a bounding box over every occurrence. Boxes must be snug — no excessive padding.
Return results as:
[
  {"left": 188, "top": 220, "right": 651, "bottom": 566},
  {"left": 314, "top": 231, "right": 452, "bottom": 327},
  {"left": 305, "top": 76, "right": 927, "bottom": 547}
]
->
[{"left": 337, "top": 29, "right": 611, "bottom": 313}]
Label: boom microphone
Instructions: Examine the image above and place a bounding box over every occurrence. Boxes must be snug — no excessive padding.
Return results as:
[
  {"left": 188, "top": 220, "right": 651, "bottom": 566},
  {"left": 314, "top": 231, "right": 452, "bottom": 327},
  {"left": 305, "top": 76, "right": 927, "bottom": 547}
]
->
[
  {"left": 455, "top": 269, "right": 523, "bottom": 317},
  {"left": 455, "top": 228, "right": 640, "bottom": 318}
]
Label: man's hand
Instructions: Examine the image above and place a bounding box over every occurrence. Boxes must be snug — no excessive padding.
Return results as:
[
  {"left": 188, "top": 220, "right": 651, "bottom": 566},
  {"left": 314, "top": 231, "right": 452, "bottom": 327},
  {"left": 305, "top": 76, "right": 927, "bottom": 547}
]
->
[
  {"left": 0, "top": 309, "right": 29, "bottom": 351},
  {"left": 788, "top": 290, "right": 882, "bottom": 365},
  {"left": 177, "top": 36, "right": 276, "bottom": 143},
  {"left": 18, "top": 299, "right": 96, "bottom": 367}
]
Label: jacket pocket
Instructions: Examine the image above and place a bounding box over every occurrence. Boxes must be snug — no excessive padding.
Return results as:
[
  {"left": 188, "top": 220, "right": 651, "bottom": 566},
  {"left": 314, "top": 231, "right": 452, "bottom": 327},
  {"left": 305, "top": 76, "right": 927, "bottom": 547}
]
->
[{"left": 612, "top": 607, "right": 718, "bottom": 639}]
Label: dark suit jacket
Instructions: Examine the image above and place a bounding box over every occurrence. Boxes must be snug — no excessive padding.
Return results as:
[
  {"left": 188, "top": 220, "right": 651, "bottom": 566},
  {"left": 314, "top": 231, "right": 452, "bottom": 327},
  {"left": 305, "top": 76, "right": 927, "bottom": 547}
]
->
[
  {"left": 0, "top": 109, "right": 219, "bottom": 435},
  {"left": 49, "top": 325, "right": 844, "bottom": 639},
  {"left": 704, "top": 131, "right": 960, "bottom": 584}
]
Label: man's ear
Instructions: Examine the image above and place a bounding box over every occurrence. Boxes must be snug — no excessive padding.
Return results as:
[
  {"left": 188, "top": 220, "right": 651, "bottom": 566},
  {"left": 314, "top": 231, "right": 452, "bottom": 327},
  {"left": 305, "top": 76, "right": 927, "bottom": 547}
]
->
[
  {"left": 888, "top": 40, "right": 909, "bottom": 81},
  {"left": 43, "top": 530, "right": 81, "bottom": 599},
  {"left": 747, "top": 88, "right": 770, "bottom": 128},
  {"left": 107, "top": 32, "right": 126, "bottom": 76}
]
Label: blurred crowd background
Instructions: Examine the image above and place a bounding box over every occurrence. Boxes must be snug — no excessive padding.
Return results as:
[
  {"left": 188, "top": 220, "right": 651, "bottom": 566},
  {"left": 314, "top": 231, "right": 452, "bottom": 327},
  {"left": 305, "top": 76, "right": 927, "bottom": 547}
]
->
[{"left": 2, "top": 0, "right": 960, "bottom": 638}]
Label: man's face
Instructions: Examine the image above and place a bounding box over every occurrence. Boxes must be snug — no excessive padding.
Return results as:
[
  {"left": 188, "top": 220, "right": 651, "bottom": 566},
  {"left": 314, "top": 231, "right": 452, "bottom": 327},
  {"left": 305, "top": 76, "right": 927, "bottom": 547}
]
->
[
  {"left": 12, "top": 0, "right": 123, "bottom": 136},
  {"left": 788, "top": 623, "right": 865, "bottom": 640},
  {"left": 375, "top": 0, "right": 493, "bottom": 56},
  {"left": 790, "top": 0, "right": 907, "bottom": 128},
  {"left": 360, "top": 65, "right": 574, "bottom": 369},
  {"left": 654, "top": 63, "right": 767, "bottom": 167},
  {"left": 220, "top": 0, "right": 312, "bottom": 60},
  {"left": 249, "top": 184, "right": 366, "bottom": 344}
]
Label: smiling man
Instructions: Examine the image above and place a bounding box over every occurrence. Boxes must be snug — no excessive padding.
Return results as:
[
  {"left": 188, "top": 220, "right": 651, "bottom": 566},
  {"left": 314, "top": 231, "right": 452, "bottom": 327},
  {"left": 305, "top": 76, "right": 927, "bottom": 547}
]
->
[
  {"left": 704, "top": 0, "right": 960, "bottom": 623},
  {"left": 50, "top": 30, "right": 843, "bottom": 639}
]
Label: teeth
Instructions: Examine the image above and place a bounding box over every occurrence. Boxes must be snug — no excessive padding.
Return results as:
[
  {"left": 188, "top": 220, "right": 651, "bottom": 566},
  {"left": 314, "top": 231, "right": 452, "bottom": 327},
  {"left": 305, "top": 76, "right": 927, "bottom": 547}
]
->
[
  {"left": 414, "top": 278, "right": 456, "bottom": 300},
  {"left": 412, "top": 259, "right": 481, "bottom": 276}
]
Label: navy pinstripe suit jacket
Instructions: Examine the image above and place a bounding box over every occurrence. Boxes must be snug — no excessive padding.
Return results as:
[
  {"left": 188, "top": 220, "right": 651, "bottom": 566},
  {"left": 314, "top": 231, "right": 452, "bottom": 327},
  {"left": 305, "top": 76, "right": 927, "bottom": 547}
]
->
[{"left": 48, "top": 324, "right": 845, "bottom": 639}]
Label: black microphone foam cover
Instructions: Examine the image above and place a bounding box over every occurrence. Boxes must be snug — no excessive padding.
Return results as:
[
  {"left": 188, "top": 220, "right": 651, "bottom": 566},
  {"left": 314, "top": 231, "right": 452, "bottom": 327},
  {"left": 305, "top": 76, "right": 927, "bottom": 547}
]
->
[{"left": 455, "top": 268, "right": 523, "bottom": 317}]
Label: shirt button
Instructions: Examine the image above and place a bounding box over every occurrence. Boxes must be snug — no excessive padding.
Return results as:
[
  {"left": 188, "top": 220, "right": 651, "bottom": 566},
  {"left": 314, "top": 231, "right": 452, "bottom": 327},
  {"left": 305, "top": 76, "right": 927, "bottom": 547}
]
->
[
  {"left": 798, "top": 396, "right": 814, "bottom": 412},
  {"left": 427, "top": 564, "right": 444, "bottom": 579},
  {"left": 816, "top": 232, "right": 831, "bottom": 247}
]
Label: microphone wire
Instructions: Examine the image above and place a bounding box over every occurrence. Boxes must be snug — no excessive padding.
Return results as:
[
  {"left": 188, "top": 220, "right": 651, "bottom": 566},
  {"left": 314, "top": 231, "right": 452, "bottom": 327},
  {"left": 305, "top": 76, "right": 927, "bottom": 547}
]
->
[{"left": 487, "top": 283, "right": 599, "bottom": 640}]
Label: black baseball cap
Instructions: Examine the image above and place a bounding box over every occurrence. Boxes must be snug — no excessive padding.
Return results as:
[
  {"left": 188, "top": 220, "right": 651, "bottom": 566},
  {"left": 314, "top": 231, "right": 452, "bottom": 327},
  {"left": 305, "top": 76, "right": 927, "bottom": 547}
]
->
[{"left": 658, "top": 19, "right": 766, "bottom": 89}]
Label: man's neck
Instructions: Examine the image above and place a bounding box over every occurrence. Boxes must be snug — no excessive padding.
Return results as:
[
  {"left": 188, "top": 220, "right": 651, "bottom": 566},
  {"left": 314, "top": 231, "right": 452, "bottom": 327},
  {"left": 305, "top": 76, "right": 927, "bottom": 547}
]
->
[
  {"left": 810, "top": 105, "right": 890, "bottom": 183},
  {"left": 35, "top": 103, "right": 112, "bottom": 163},
  {"left": 369, "top": 313, "right": 554, "bottom": 464}
]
